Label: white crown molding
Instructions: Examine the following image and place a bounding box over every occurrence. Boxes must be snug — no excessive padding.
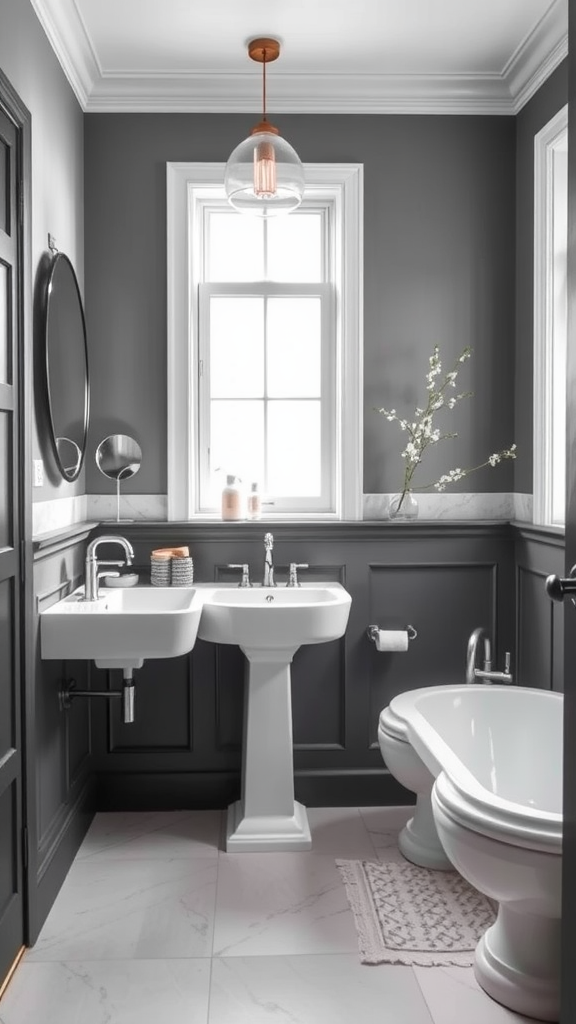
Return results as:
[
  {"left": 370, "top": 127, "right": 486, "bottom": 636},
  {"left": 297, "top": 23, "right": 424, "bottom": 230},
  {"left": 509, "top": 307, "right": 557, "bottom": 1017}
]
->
[
  {"left": 30, "top": 0, "right": 100, "bottom": 109},
  {"left": 505, "top": 0, "right": 568, "bottom": 112},
  {"left": 31, "top": 0, "right": 567, "bottom": 115},
  {"left": 86, "top": 71, "right": 514, "bottom": 115},
  {"left": 510, "top": 36, "right": 567, "bottom": 114}
]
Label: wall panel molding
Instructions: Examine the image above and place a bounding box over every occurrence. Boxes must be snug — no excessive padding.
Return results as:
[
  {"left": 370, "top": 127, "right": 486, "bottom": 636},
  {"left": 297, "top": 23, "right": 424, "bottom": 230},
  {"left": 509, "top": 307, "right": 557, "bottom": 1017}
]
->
[
  {"left": 105, "top": 658, "right": 194, "bottom": 754},
  {"left": 367, "top": 560, "right": 499, "bottom": 741},
  {"left": 85, "top": 521, "right": 517, "bottom": 810},
  {"left": 514, "top": 527, "right": 565, "bottom": 690},
  {"left": 36, "top": 777, "right": 94, "bottom": 883}
]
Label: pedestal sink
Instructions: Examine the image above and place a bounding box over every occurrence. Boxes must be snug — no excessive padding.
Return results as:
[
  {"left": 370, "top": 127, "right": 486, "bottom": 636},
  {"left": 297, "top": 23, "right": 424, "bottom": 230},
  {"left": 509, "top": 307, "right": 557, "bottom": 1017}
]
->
[{"left": 197, "top": 583, "right": 352, "bottom": 851}]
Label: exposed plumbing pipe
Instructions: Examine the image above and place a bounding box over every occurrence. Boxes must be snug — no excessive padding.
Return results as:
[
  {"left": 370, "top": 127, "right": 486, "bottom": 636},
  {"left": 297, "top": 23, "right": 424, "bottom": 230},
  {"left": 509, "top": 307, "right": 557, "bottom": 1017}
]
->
[{"left": 59, "top": 671, "right": 137, "bottom": 724}]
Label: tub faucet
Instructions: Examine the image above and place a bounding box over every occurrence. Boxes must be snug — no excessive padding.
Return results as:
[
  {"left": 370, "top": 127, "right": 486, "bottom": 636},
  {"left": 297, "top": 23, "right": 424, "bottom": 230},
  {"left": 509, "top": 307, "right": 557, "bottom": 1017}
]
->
[
  {"left": 84, "top": 534, "right": 134, "bottom": 601},
  {"left": 466, "top": 627, "right": 513, "bottom": 685},
  {"left": 263, "top": 532, "right": 276, "bottom": 587}
]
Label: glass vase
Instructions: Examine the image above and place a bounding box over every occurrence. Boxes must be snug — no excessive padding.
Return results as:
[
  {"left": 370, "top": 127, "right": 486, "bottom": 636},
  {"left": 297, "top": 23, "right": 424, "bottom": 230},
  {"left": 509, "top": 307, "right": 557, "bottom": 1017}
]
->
[{"left": 388, "top": 490, "right": 419, "bottom": 520}]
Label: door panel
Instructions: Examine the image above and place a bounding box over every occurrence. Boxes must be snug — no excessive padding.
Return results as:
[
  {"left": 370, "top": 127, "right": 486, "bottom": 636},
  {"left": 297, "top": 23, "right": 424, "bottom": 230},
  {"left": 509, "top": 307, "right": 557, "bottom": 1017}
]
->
[
  {"left": 0, "top": 263, "right": 10, "bottom": 382},
  {"left": 561, "top": 17, "right": 576, "bottom": 1021},
  {"left": 0, "top": 100, "right": 23, "bottom": 983},
  {"left": 0, "top": 410, "right": 13, "bottom": 549}
]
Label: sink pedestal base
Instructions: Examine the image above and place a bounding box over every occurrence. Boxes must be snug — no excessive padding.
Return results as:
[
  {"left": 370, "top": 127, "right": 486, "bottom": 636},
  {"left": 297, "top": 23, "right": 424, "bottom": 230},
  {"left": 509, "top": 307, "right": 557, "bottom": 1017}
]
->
[
  {"left": 226, "top": 799, "right": 311, "bottom": 852},
  {"left": 226, "top": 646, "right": 312, "bottom": 852}
]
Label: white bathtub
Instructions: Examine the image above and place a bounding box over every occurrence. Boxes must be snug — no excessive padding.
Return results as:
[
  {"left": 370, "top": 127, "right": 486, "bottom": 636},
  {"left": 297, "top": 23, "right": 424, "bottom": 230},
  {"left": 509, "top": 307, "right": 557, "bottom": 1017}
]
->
[{"left": 378, "top": 684, "right": 563, "bottom": 1022}]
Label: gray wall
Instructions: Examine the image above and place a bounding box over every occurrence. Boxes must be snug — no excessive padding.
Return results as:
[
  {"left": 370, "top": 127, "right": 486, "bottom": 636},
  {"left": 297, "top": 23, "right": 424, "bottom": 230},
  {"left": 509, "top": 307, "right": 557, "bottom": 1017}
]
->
[
  {"left": 515, "top": 61, "right": 568, "bottom": 494},
  {"left": 30, "top": 515, "right": 562, "bottom": 939},
  {"left": 86, "top": 520, "right": 516, "bottom": 810},
  {"left": 31, "top": 532, "right": 93, "bottom": 941},
  {"left": 78, "top": 520, "right": 562, "bottom": 812},
  {"left": 0, "top": 0, "right": 85, "bottom": 499},
  {"left": 0, "top": 1, "right": 88, "bottom": 941},
  {"left": 84, "top": 112, "right": 517, "bottom": 498}
]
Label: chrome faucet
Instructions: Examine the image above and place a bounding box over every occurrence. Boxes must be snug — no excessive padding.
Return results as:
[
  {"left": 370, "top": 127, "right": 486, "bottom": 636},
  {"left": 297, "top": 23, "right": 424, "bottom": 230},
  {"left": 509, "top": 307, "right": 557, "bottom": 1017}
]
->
[
  {"left": 227, "top": 563, "right": 252, "bottom": 587},
  {"left": 263, "top": 532, "right": 276, "bottom": 587},
  {"left": 466, "top": 626, "right": 513, "bottom": 685},
  {"left": 84, "top": 534, "right": 134, "bottom": 601},
  {"left": 287, "top": 562, "right": 309, "bottom": 587}
]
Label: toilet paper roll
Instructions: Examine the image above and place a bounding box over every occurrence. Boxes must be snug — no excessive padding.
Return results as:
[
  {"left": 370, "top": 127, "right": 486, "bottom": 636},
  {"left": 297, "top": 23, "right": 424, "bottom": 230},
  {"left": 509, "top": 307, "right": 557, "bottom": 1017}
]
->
[{"left": 374, "top": 629, "right": 409, "bottom": 652}]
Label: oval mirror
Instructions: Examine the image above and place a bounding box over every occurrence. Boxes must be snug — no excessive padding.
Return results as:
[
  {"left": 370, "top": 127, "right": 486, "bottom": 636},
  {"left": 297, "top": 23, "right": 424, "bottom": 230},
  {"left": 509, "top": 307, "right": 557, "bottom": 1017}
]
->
[
  {"left": 40, "top": 252, "right": 89, "bottom": 481},
  {"left": 96, "top": 434, "right": 142, "bottom": 522}
]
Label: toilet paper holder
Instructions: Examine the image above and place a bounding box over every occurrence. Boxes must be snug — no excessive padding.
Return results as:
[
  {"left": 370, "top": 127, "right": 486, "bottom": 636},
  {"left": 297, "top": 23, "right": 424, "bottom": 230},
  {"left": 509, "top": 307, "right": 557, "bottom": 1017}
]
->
[{"left": 366, "top": 623, "right": 418, "bottom": 643}]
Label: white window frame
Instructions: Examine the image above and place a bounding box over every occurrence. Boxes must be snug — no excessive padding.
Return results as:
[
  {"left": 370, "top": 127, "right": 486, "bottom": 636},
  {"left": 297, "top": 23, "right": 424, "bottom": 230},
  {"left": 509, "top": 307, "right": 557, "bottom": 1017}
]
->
[
  {"left": 533, "top": 105, "right": 568, "bottom": 527},
  {"left": 198, "top": 280, "right": 334, "bottom": 514},
  {"left": 166, "top": 162, "right": 363, "bottom": 520}
]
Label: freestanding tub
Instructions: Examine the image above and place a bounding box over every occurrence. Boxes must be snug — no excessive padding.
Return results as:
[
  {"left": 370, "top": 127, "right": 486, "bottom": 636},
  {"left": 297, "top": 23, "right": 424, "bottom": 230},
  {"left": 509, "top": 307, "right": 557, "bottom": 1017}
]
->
[{"left": 378, "top": 684, "right": 563, "bottom": 1022}]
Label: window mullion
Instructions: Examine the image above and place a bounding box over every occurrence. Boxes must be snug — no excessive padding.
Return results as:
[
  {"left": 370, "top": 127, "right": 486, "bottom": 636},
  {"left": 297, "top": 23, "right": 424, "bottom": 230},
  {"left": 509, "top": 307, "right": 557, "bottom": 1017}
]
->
[
  {"left": 263, "top": 294, "right": 269, "bottom": 496},
  {"left": 197, "top": 284, "right": 213, "bottom": 511}
]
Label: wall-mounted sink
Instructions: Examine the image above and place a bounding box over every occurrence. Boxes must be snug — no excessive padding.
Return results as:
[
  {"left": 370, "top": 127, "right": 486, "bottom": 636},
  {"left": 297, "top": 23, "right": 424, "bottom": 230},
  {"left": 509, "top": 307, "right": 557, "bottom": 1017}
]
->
[
  {"left": 41, "top": 585, "right": 204, "bottom": 671},
  {"left": 41, "top": 575, "right": 352, "bottom": 851},
  {"left": 197, "top": 583, "right": 351, "bottom": 651}
]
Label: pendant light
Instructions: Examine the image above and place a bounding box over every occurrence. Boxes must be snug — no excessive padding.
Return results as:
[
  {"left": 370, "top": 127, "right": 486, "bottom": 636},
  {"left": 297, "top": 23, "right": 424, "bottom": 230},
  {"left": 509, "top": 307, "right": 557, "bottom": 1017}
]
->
[{"left": 224, "top": 38, "right": 304, "bottom": 217}]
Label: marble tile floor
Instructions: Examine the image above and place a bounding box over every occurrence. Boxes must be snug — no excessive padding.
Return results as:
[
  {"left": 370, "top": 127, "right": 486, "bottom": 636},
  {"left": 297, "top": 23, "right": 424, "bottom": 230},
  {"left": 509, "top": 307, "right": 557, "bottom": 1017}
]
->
[{"left": 0, "top": 806, "right": 545, "bottom": 1024}]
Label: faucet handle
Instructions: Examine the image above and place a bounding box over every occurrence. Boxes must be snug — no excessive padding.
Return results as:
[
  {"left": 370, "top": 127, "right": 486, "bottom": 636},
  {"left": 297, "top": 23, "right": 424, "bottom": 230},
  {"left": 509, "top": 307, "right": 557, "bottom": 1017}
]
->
[
  {"left": 226, "top": 563, "right": 252, "bottom": 587},
  {"left": 287, "top": 563, "right": 309, "bottom": 587},
  {"left": 504, "top": 651, "right": 511, "bottom": 673}
]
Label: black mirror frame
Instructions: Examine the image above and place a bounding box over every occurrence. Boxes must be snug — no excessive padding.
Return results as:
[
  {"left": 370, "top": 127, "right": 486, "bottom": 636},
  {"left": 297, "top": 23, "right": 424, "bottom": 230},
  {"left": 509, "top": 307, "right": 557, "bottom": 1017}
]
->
[{"left": 39, "top": 251, "right": 90, "bottom": 482}]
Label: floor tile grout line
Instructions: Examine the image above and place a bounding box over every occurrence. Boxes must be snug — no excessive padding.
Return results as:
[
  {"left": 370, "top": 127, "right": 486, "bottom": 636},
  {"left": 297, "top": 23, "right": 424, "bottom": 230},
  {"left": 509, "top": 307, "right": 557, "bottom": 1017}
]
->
[
  {"left": 204, "top": 954, "right": 214, "bottom": 1024},
  {"left": 411, "top": 965, "right": 446, "bottom": 1024},
  {"left": 211, "top": 821, "right": 226, "bottom": 958},
  {"left": 355, "top": 806, "right": 383, "bottom": 862}
]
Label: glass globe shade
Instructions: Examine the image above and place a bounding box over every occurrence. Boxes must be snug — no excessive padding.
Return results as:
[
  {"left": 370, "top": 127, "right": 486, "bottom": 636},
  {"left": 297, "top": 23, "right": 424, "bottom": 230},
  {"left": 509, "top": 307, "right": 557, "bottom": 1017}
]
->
[{"left": 224, "top": 130, "right": 304, "bottom": 217}]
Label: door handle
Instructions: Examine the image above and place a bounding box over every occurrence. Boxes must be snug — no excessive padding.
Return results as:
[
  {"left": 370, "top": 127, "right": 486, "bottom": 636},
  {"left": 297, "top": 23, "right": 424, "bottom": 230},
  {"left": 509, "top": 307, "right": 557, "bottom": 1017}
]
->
[{"left": 545, "top": 564, "right": 576, "bottom": 603}]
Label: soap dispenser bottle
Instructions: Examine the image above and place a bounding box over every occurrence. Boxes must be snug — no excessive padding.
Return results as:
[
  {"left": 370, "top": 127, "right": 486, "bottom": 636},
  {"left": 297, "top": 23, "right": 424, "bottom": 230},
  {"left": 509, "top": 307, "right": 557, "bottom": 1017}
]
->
[
  {"left": 247, "top": 482, "right": 262, "bottom": 521},
  {"left": 221, "top": 475, "right": 243, "bottom": 521}
]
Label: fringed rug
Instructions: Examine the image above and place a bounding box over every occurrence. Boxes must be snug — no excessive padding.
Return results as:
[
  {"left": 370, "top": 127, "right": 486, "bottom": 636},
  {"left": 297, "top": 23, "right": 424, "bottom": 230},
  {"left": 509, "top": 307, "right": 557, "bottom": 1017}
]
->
[{"left": 337, "top": 859, "right": 496, "bottom": 966}]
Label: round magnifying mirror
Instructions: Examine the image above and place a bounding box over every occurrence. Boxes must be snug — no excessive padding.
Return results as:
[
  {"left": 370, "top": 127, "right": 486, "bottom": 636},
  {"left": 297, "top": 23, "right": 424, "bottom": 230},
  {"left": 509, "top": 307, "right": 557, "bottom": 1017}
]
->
[{"left": 96, "top": 434, "right": 142, "bottom": 521}]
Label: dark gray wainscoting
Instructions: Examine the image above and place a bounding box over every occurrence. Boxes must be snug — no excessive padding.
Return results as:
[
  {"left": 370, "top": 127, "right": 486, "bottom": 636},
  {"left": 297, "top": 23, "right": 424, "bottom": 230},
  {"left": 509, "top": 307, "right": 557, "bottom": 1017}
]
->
[
  {"left": 87, "top": 521, "right": 515, "bottom": 811},
  {"left": 514, "top": 524, "right": 565, "bottom": 691},
  {"left": 31, "top": 524, "right": 97, "bottom": 942}
]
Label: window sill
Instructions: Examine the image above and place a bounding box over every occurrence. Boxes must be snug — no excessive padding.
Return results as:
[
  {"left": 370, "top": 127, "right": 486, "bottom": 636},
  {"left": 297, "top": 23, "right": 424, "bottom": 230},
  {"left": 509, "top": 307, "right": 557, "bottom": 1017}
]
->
[{"left": 511, "top": 520, "right": 566, "bottom": 543}]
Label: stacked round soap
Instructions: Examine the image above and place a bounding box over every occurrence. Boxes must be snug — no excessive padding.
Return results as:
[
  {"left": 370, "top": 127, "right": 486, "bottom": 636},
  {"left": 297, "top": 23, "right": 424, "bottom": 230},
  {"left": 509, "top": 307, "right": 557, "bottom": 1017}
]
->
[
  {"left": 171, "top": 555, "right": 194, "bottom": 587},
  {"left": 150, "top": 550, "right": 172, "bottom": 586},
  {"left": 150, "top": 547, "right": 193, "bottom": 587}
]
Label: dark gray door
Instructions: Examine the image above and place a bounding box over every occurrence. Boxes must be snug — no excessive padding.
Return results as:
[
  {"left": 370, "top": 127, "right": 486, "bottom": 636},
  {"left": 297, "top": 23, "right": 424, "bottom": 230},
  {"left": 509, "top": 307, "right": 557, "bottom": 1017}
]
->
[
  {"left": 0, "top": 101, "right": 24, "bottom": 983},
  {"left": 562, "top": 17, "right": 576, "bottom": 1021}
]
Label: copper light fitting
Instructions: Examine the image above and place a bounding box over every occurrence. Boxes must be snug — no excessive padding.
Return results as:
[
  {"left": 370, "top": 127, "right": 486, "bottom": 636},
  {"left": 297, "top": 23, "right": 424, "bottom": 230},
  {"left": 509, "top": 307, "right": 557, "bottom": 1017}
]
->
[{"left": 248, "top": 38, "right": 282, "bottom": 198}]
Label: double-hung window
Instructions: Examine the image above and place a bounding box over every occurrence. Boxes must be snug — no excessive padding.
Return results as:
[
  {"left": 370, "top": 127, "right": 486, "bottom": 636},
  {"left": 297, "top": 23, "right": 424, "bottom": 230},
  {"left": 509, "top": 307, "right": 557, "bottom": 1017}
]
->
[
  {"left": 166, "top": 163, "right": 363, "bottom": 520},
  {"left": 198, "top": 207, "right": 333, "bottom": 514}
]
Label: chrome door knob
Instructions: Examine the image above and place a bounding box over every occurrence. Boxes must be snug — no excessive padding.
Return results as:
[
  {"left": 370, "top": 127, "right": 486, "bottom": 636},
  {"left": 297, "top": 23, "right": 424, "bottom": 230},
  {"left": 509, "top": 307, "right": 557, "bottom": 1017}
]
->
[{"left": 545, "top": 565, "right": 576, "bottom": 603}]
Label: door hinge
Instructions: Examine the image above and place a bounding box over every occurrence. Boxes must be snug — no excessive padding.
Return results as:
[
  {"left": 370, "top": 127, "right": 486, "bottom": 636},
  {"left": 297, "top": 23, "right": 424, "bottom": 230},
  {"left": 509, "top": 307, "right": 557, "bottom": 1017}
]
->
[
  {"left": 22, "top": 826, "right": 28, "bottom": 869},
  {"left": 18, "top": 187, "right": 24, "bottom": 226},
  {"left": 20, "top": 539, "right": 26, "bottom": 585}
]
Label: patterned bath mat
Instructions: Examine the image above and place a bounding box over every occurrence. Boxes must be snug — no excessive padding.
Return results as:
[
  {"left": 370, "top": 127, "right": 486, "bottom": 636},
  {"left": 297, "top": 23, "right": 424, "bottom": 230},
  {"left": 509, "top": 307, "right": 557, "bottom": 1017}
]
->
[{"left": 337, "top": 859, "right": 496, "bottom": 966}]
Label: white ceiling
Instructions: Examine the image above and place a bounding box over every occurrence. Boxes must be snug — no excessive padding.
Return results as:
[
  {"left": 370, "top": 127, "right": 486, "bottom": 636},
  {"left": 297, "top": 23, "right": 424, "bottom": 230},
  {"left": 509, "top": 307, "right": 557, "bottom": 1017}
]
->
[{"left": 31, "top": 0, "right": 568, "bottom": 114}]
